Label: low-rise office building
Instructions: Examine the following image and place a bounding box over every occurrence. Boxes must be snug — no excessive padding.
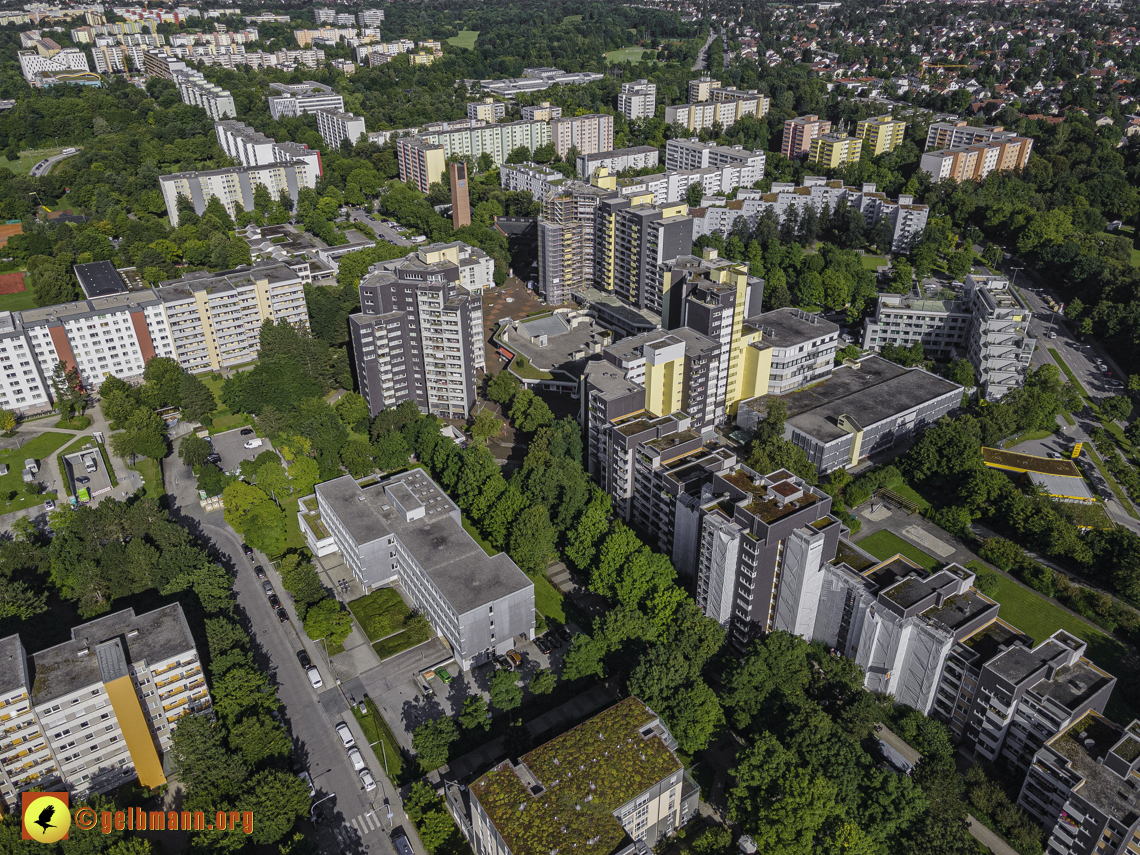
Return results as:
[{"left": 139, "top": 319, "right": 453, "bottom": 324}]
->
[
  {"left": 0, "top": 604, "right": 211, "bottom": 809},
  {"left": 746, "top": 308, "right": 839, "bottom": 394},
  {"left": 18, "top": 47, "right": 89, "bottom": 84},
  {"left": 267, "top": 80, "right": 344, "bottom": 119},
  {"left": 737, "top": 355, "right": 962, "bottom": 474},
  {"left": 861, "top": 293, "right": 973, "bottom": 360},
  {"left": 493, "top": 309, "right": 611, "bottom": 396},
  {"left": 304, "top": 471, "right": 535, "bottom": 671},
  {"left": 446, "top": 698, "right": 697, "bottom": 855}
]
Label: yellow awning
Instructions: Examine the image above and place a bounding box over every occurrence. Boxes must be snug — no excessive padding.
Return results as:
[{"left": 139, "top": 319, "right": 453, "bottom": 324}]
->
[{"left": 104, "top": 675, "right": 166, "bottom": 788}]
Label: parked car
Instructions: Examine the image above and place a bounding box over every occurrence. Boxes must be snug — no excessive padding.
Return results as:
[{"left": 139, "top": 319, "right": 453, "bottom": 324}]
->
[
  {"left": 297, "top": 650, "right": 312, "bottom": 669},
  {"left": 240, "top": 428, "right": 254, "bottom": 437},
  {"left": 307, "top": 666, "right": 323, "bottom": 689},
  {"left": 506, "top": 650, "right": 523, "bottom": 670},
  {"left": 347, "top": 747, "right": 366, "bottom": 771},
  {"left": 242, "top": 544, "right": 255, "bottom": 561},
  {"left": 44, "top": 499, "right": 55, "bottom": 511},
  {"left": 494, "top": 654, "right": 511, "bottom": 671},
  {"left": 359, "top": 693, "right": 369, "bottom": 713},
  {"left": 298, "top": 771, "right": 316, "bottom": 798},
  {"left": 244, "top": 438, "right": 264, "bottom": 449},
  {"left": 555, "top": 627, "right": 573, "bottom": 644},
  {"left": 255, "top": 565, "right": 266, "bottom": 580},
  {"left": 436, "top": 667, "right": 452, "bottom": 685},
  {"left": 268, "top": 594, "right": 281, "bottom": 609},
  {"left": 359, "top": 769, "right": 376, "bottom": 792},
  {"left": 1048, "top": 452, "right": 1063, "bottom": 459},
  {"left": 535, "top": 636, "right": 552, "bottom": 654},
  {"left": 205, "top": 452, "right": 221, "bottom": 464},
  {"left": 276, "top": 606, "right": 289, "bottom": 623},
  {"left": 76, "top": 476, "right": 90, "bottom": 485},
  {"left": 336, "top": 722, "right": 355, "bottom": 748},
  {"left": 391, "top": 827, "right": 414, "bottom": 855},
  {"left": 262, "top": 580, "right": 275, "bottom": 598}
]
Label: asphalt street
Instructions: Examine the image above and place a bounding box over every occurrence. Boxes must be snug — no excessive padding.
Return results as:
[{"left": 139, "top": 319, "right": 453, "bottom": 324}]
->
[
  {"left": 348, "top": 209, "right": 414, "bottom": 247},
  {"left": 165, "top": 448, "right": 419, "bottom": 855},
  {"left": 30, "top": 149, "right": 78, "bottom": 177}
]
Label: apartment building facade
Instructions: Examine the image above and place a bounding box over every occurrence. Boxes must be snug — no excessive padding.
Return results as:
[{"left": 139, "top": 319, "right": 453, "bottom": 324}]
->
[
  {"left": 160, "top": 162, "right": 315, "bottom": 228},
  {"left": 315, "top": 108, "right": 367, "bottom": 149},
  {"left": 396, "top": 137, "right": 447, "bottom": 193},
  {"left": 550, "top": 113, "right": 614, "bottom": 158},
  {"left": 747, "top": 308, "right": 839, "bottom": 394},
  {"left": 520, "top": 101, "right": 561, "bottom": 121},
  {"left": 862, "top": 293, "right": 974, "bottom": 360},
  {"left": 856, "top": 115, "right": 907, "bottom": 155},
  {"left": 618, "top": 79, "right": 657, "bottom": 120},
  {"left": 267, "top": 81, "right": 345, "bottom": 119},
  {"left": 808, "top": 134, "right": 862, "bottom": 168},
  {"left": 595, "top": 198, "right": 693, "bottom": 311},
  {"left": 0, "top": 604, "right": 211, "bottom": 810},
  {"left": 215, "top": 121, "right": 322, "bottom": 176},
  {"left": 174, "top": 71, "right": 235, "bottom": 120},
  {"left": 576, "top": 145, "right": 660, "bottom": 177},
  {"left": 537, "top": 181, "right": 610, "bottom": 304},
  {"left": 401, "top": 120, "right": 551, "bottom": 178},
  {"left": 782, "top": 114, "right": 832, "bottom": 158},
  {"left": 447, "top": 699, "right": 698, "bottom": 855},
  {"left": 349, "top": 243, "right": 487, "bottom": 418},
  {"left": 466, "top": 97, "right": 506, "bottom": 122},
  {"left": 665, "top": 92, "right": 765, "bottom": 133},
  {"left": 665, "top": 138, "right": 767, "bottom": 172},
  {"left": 308, "top": 471, "right": 534, "bottom": 670},
  {"left": 18, "top": 47, "right": 90, "bottom": 84},
  {"left": 920, "top": 123, "right": 1033, "bottom": 184}
]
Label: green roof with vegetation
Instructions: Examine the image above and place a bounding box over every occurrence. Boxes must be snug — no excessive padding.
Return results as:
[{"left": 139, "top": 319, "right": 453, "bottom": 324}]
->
[{"left": 470, "top": 698, "right": 681, "bottom": 855}]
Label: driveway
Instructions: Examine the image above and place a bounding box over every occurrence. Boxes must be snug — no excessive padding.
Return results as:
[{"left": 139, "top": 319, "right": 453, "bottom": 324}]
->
[
  {"left": 62, "top": 450, "right": 113, "bottom": 504},
  {"left": 210, "top": 428, "right": 274, "bottom": 474},
  {"left": 347, "top": 209, "right": 413, "bottom": 247}
]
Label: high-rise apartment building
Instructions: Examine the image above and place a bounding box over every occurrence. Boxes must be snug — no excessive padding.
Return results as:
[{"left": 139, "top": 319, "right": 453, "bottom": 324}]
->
[
  {"left": 304, "top": 471, "right": 534, "bottom": 670},
  {"left": 576, "top": 145, "right": 660, "bottom": 177},
  {"left": 618, "top": 79, "right": 657, "bottom": 120},
  {"left": 357, "top": 9, "right": 385, "bottom": 26},
  {"left": 664, "top": 91, "right": 767, "bottom": 133},
  {"left": 808, "top": 133, "right": 861, "bottom": 168},
  {"left": 550, "top": 113, "right": 614, "bottom": 157},
  {"left": 688, "top": 76, "right": 720, "bottom": 103},
  {"left": 0, "top": 604, "right": 211, "bottom": 810},
  {"left": 396, "top": 137, "right": 447, "bottom": 193},
  {"left": 399, "top": 120, "right": 551, "bottom": 185},
  {"left": 349, "top": 242, "right": 489, "bottom": 418},
  {"left": 595, "top": 198, "right": 693, "bottom": 311},
  {"left": 782, "top": 114, "right": 832, "bottom": 158},
  {"left": 664, "top": 138, "right": 767, "bottom": 172},
  {"left": 174, "top": 71, "right": 235, "bottom": 120},
  {"left": 160, "top": 162, "right": 316, "bottom": 227},
  {"left": 313, "top": 8, "right": 336, "bottom": 24},
  {"left": 856, "top": 115, "right": 906, "bottom": 155},
  {"left": 214, "top": 121, "right": 323, "bottom": 177},
  {"left": 315, "top": 108, "right": 367, "bottom": 149},
  {"left": 537, "top": 181, "right": 611, "bottom": 304},
  {"left": 267, "top": 81, "right": 344, "bottom": 119},
  {"left": 90, "top": 43, "right": 127, "bottom": 73},
  {"left": 466, "top": 97, "right": 505, "bottom": 122},
  {"left": 920, "top": 122, "right": 1033, "bottom": 184},
  {"left": 450, "top": 161, "right": 471, "bottom": 228}
]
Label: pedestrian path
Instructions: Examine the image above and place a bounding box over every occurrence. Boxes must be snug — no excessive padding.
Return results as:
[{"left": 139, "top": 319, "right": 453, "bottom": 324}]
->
[{"left": 333, "top": 809, "right": 385, "bottom": 846}]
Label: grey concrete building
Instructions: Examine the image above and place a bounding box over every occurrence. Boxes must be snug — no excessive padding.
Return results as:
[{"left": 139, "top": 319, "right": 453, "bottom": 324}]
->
[
  {"left": 492, "top": 309, "right": 611, "bottom": 395},
  {"left": 861, "top": 293, "right": 973, "bottom": 360},
  {"left": 964, "top": 273, "right": 1037, "bottom": 400},
  {"left": 596, "top": 197, "right": 693, "bottom": 312},
  {"left": 737, "top": 356, "right": 961, "bottom": 474},
  {"left": 749, "top": 308, "right": 839, "bottom": 394},
  {"left": 307, "top": 471, "right": 535, "bottom": 670}
]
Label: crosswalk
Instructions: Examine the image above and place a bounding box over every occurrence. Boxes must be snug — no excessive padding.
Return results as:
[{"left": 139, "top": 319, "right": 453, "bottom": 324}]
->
[{"left": 332, "top": 811, "right": 385, "bottom": 846}]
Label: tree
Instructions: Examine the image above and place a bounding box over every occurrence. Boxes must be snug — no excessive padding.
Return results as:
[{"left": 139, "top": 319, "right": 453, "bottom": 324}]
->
[
  {"left": 508, "top": 505, "right": 557, "bottom": 575},
  {"left": 413, "top": 716, "right": 458, "bottom": 771},
  {"left": 486, "top": 370, "right": 521, "bottom": 404},
  {"left": 489, "top": 667, "right": 522, "bottom": 711},
  {"left": 470, "top": 408, "right": 503, "bottom": 444},
  {"left": 0, "top": 408, "right": 16, "bottom": 433},
  {"left": 978, "top": 537, "right": 1025, "bottom": 572},
  {"left": 686, "top": 182, "right": 704, "bottom": 208},
  {"left": 50, "top": 360, "right": 87, "bottom": 419},
  {"left": 562, "top": 633, "right": 607, "bottom": 681},
  {"left": 340, "top": 438, "right": 376, "bottom": 478},
  {"left": 240, "top": 769, "right": 312, "bottom": 845},
  {"left": 945, "top": 358, "right": 976, "bottom": 387},
  {"left": 334, "top": 391, "right": 371, "bottom": 428},
  {"left": 111, "top": 407, "right": 167, "bottom": 461},
  {"left": 180, "top": 371, "right": 217, "bottom": 422},
  {"left": 888, "top": 258, "right": 914, "bottom": 294},
  {"left": 529, "top": 668, "right": 556, "bottom": 695},
  {"left": 171, "top": 715, "right": 249, "bottom": 808},
  {"left": 302, "top": 597, "right": 353, "bottom": 648},
  {"left": 373, "top": 430, "right": 411, "bottom": 471},
  {"left": 212, "top": 666, "right": 279, "bottom": 723},
  {"left": 1100, "top": 395, "right": 1133, "bottom": 422},
  {"left": 459, "top": 695, "right": 491, "bottom": 730},
  {"left": 229, "top": 714, "right": 292, "bottom": 765},
  {"left": 279, "top": 553, "right": 327, "bottom": 619},
  {"left": 288, "top": 456, "right": 320, "bottom": 497},
  {"left": 255, "top": 461, "right": 290, "bottom": 505},
  {"left": 179, "top": 434, "right": 212, "bottom": 468},
  {"left": 141, "top": 357, "right": 184, "bottom": 409}
]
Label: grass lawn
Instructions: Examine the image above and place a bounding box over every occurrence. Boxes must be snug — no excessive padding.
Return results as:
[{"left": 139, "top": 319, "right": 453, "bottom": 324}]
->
[
  {"left": 373, "top": 626, "right": 432, "bottom": 660},
  {"left": 348, "top": 588, "right": 412, "bottom": 643},
  {"left": 605, "top": 47, "right": 649, "bottom": 64},
  {"left": 532, "top": 572, "right": 566, "bottom": 624},
  {"left": 1004, "top": 427, "right": 1057, "bottom": 448},
  {"left": 969, "top": 564, "right": 1138, "bottom": 722},
  {"left": 888, "top": 482, "right": 932, "bottom": 512},
  {"left": 209, "top": 413, "right": 252, "bottom": 434},
  {"left": 0, "top": 431, "right": 69, "bottom": 510},
  {"left": 0, "top": 147, "right": 63, "bottom": 176},
  {"left": 352, "top": 697, "right": 405, "bottom": 784},
  {"left": 855, "top": 529, "right": 940, "bottom": 570},
  {"left": 509, "top": 356, "right": 552, "bottom": 381},
  {"left": 447, "top": 29, "right": 479, "bottom": 48},
  {"left": 461, "top": 514, "right": 496, "bottom": 556},
  {"left": 130, "top": 458, "right": 164, "bottom": 500},
  {"left": 0, "top": 289, "right": 37, "bottom": 312},
  {"left": 562, "top": 14, "right": 583, "bottom": 22},
  {"left": 861, "top": 255, "right": 888, "bottom": 270},
  {"left": 1049, "top": 348, "right": 1091, "bottom": 400},
  {"left": 54, "top": 415, "right": 92, "bottom": 431},
  {"left": 280, "top": 494, "right": 308, "bottom": 554}
]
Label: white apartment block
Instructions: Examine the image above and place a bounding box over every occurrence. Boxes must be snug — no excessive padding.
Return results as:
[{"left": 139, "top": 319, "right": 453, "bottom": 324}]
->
[
  {"left": 90, "top": 43, "right": 127, "bottom": 73},
  {"left": 665, "top": 138, "right": 767, "bottom": 172},
  {"left": 306, "top": 471, "right": 534, "bottom": 671},
  {"left": 550, "top": 113, "right": 614, "bottom": 157},
  {"left": 499, "top": 162, "right": 566, "bottom": 199},
  {"left": 313, "top": 8, "right": 336, "bottom": 23},
  {"left": 160, "top": 161, "right": 318, "bottom": 228},
  {"left": 357, "top": 9, "right": 385, "bottom": 26},
  {"left": 267, "top": 81, "right": 344, "bottom": 119},
  {"left": 862, "top": 294, "right": 973, "bottom": 360},
  {"left": 466, "top": 97, "right": 505, "bottom": 122},
  {"left": 315, "top": 108, "right": 367, "bottom": 150},
  {"left": 576, "top": 145, "right": 660, "bottom": 177},
  {"left": 521, "top": 101, "right": 561, "bottom": 121},
  {"left": 417, "top": 119, "right": 551, "bottom": 166},
  {"left": 665, "top": 90, "right": 768, "bottom": 133},
  {"left": 618, "top": 78, "right": 656, "bottom": 120},
  {"left": 17, "top": 48, "right": 89, "bottom": 83},
  {"left": 0, "top": 605, "right": 212, "bottom": 810},
  {"left": 174, "top": 71, "right": 235, "bottom": 120}
]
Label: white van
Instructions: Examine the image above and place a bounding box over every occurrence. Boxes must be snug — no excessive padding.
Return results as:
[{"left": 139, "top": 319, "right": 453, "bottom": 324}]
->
[
  {"left": 307, "top": 666, "right": 323, "bottom": 689},
  {"left": 244, "top": 438, "right": 264, "bottom": 449}
]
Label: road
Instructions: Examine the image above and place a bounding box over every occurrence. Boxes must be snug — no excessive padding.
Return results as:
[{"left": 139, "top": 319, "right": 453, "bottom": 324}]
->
[
  {"left": 164, "top": 445, "right": 418, "bottom": 855},
  {"left": 348, "top": 208, "right": 413, "bottom": 247},
  {"left": 692, "top": 28, "right": 718, "bottom": 71},
  {"left": 30, "top": 149, "right": 78, "bottom": 177},
  {"left": 720, "top": 28, "right": 731, "bottom": 70}
]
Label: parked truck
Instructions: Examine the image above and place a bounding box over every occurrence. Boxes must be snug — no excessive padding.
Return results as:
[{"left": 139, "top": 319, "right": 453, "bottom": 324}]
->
[{"left": 82, "top": 452, "right": 97, "bottom": 473}]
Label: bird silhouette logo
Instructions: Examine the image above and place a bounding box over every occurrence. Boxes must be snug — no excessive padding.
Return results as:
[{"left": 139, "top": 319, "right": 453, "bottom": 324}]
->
[{"left": 21, "top": 793, "right": 71, "bottom": 843}]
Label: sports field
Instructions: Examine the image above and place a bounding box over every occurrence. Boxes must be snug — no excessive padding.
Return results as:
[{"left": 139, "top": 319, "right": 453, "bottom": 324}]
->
[
  {"left": 447, "top": 30, "right": 479, "bottom": 48},
  {"left": 605, "top": 47, "right": 650, "bottom": 64}
]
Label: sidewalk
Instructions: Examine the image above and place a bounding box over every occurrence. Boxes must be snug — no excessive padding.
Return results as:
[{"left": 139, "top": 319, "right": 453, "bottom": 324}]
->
[{"left": 967, "top": 815, "right": 1020, "bottom": 855}]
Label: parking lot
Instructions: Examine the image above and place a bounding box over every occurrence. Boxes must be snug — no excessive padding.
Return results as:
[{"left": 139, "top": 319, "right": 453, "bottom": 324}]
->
[
  {"left": 210, "top": 428, "right": 275, "bottom": 473},
  {"left": 62, "top": 449, "right": 112, "bottom": 503}
]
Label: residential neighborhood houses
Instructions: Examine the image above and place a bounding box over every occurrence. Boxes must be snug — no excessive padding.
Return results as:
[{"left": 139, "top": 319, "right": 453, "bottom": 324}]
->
[{"left": 4, "top": 1, "right": 1140, "bottom": 855}]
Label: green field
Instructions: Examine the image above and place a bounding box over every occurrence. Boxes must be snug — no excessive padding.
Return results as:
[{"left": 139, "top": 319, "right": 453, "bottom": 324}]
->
[
  {"left": 855, "top": 529, "right": 940, "bottom": 569},
  {"left": 447, "top": 29, "right": 479, "bottom": 49},
  {"left": 348, "top": 588, "right": 413, "bottom": 643},
  {"left": 0, "top": 147, "right": 64, "bottom": 176},
  {"left": 861, "top": 255, "right": 888, "bottom": 270},
  {"left": 605, "top": 47, "right": 649, "bottom": 64},
  {"left": 0, "top": 431, "right": 69, "bottom": 511},
  {"left": 0, "top": 289, "right": 37, "bottom": 312},
  {"left": 887, "top": 482, "right": 931, "bottom": 512},
  {"left": 130, "top": 457, "right": 164, "bottom": 499},
  {"left": 352, "top": 697, "right": 406, "bottom": 784},
  {"left": 562, "top": 14, "right": 583, "bottom": 23},
  {"left": 374, "top": 625, "right": 432, "bottom": 660},
  {"left": 968, "top": 563, "right": 1138, "bottom": 722},
  {"left": 533, "top": 573, "right": 565, "bottom": 623}
]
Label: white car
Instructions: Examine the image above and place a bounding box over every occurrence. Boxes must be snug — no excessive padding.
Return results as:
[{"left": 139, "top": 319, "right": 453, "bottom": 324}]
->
[
  {"left": 336, "top": 721, "right": 355, "bottom": 748},
  {"left": 44, "top": 499, "right": 55, "bottom": 511},
  {"left": 244, "top": 438, "right": 264, "bottom": 449},
  {"left": 347, "top": 747, "right": 365, "bottom": 771},
  {"left": 307, "top": 666, "right": 323, "bottom": 689},
  {"left": 360, "top": 769, "right": 376, "bottom": 792}
]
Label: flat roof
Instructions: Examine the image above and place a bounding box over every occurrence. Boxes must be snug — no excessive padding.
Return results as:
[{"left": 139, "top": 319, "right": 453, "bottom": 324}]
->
[
  {"left": 0, "top": 635, "right": 27, "bottom": 697},
  {"left": 754, "top": 356, "right": 960, "bottom": 443},
  {"left": 752, "top": 307, "right": 838, "bottom": 349},
  {"left": 74, "top": 260, "right": 127, "bottom": 298},
  {"left": 1050, "top": 713, "right": 1139, "bottom": 823},
  {"left": 982, "top": 448, "right": 1081, "bottom": 478},
  {"left": 31, "top": 604, "right": 197, "bottom": 705},
  {"left": 1026, "top": 471, "right": 1096, "bottom": 502},
  {"left": 961, "top": 619, "right": 1033, "bottom": 664},
  {"left": 315, "top": 472, "right": 531, "bottom": 614}
]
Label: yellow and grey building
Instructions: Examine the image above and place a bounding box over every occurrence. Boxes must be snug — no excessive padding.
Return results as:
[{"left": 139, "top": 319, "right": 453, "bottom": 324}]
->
[
  {"left": 0, "top": 604, "right": 211, "bottom": 810},
  {"left": 855, "top": 115, "right": 906, "bottom": 155},
  {"left": 808, "top": 133, "right": 862, "bottom": 168}
]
